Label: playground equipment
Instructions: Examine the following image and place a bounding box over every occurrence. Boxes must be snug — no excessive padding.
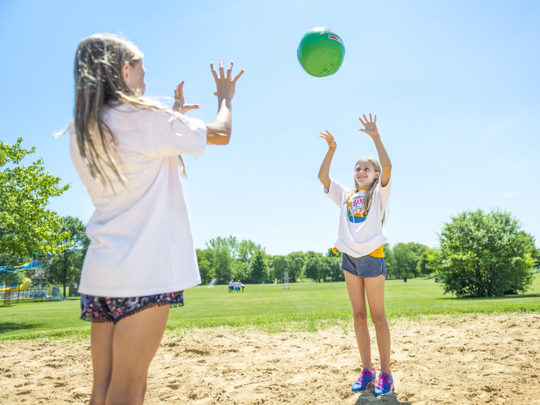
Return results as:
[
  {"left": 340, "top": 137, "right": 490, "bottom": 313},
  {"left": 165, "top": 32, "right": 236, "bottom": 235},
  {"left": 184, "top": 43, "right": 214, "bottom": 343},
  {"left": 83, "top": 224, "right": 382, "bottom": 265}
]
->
[
  {"left": 0, "top": 257, "right": 65, "bottom": 303},
  {"left": 0, "top": 277, "right": 31, "bottom": 293},
  {"left": 0, "top": 258, "right": 43, "bottom": 292}
]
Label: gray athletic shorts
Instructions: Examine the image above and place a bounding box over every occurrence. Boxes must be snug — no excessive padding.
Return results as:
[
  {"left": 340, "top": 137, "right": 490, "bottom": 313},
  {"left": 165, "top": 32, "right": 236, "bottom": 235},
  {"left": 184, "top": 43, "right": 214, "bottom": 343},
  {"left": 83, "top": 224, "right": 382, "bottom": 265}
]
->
[{"left": 342, "top": 253, "right": 387, "bottom": 279}]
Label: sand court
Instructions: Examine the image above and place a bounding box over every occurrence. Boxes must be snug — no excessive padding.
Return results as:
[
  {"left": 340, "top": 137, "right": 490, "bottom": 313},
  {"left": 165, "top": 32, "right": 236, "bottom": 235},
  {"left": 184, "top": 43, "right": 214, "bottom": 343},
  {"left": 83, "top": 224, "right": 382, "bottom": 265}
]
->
[{"left": 1, "top": 313, "right": 539, "bottom": 404}]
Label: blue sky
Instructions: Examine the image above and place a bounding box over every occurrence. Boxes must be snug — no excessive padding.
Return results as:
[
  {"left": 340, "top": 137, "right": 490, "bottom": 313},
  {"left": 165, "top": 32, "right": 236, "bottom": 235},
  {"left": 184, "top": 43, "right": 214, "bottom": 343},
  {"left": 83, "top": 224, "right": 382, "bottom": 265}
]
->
[{"left": 1, "top": 0, "right": 539, "bottom": 255}]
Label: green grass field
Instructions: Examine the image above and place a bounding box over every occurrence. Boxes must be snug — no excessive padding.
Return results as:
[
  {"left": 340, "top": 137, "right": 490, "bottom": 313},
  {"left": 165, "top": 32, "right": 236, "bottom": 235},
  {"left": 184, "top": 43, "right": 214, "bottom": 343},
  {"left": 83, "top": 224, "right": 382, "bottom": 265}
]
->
[{"left": 1, "top": 275, "right": 539, "bottom": 341}]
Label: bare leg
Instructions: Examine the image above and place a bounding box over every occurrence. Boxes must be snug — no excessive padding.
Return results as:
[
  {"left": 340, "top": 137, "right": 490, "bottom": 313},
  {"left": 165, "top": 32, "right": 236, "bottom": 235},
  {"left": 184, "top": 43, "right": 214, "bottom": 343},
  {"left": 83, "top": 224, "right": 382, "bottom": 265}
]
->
[
  {"left": 90, "top": 322, "right": 115, "bottom": 405},
  {"left": 105, "top": 304, "right": 170, "bottom": 405},
  {"left": 344, "top": 271, "right": 372, "bottom": 369},
  {"left": 364, "top": 275, "right": 391, "bottom": 374}
]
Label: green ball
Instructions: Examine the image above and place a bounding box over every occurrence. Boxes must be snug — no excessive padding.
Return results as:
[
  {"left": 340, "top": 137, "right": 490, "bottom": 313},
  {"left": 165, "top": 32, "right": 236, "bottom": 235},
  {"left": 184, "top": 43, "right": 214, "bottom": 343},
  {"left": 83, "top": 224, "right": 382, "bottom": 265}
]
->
[{"left": 297, "top": 27, "right": 345, "bottom": 77}]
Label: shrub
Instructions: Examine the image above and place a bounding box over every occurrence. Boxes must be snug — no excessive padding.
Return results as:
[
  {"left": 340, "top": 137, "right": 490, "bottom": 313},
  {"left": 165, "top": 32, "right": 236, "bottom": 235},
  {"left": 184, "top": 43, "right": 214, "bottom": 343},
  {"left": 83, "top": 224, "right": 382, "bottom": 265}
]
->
[{"left": 432, "top": 210, "right": 535, "bottom": 297}]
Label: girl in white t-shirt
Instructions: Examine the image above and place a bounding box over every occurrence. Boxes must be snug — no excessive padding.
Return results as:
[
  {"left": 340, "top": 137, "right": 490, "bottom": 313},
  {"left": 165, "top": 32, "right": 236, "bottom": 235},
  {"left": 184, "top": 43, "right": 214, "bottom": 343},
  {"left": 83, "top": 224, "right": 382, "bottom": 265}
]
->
[
  {"left": 70, "top": 33, "right": 243, "bottom": 404},
  {"left": 318, "top": 114, "right": 393, "bottom": 397}
]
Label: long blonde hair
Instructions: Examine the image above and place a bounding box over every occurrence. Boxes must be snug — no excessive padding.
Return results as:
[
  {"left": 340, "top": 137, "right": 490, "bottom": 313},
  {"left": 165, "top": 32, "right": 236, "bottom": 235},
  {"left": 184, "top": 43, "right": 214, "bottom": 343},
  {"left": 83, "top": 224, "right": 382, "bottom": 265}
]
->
[
  {"left": 345, "top": 157, "right": 384, "bottom": 222},
  {"left": 73, "top": 33, "right": 184, "bottom": 188}
]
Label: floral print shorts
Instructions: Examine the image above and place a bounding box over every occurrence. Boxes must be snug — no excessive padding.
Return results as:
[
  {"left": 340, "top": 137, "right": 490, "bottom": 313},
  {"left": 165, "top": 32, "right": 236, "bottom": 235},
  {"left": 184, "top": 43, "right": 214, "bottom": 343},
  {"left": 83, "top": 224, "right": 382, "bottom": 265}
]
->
[{"left": 80, "top": 291, "right": 184, "bottom": 323}]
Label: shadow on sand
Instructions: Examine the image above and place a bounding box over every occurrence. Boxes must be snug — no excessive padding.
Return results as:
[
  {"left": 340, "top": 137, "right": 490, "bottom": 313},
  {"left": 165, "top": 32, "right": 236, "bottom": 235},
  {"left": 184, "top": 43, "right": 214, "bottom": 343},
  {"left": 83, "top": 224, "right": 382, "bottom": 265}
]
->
[{"left": 353, "top": 391, "right": 411, "bottom": 404}]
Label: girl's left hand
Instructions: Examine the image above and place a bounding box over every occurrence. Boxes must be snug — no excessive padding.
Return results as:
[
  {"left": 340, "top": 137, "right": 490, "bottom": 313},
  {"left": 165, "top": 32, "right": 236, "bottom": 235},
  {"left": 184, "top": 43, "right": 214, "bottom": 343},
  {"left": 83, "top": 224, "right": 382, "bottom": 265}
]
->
[
  {"left": 173, "top": 81, "right": 200, "bottom": 114},
  {"left": 359, "top": 113, "right": 379, "bottom": 138}
]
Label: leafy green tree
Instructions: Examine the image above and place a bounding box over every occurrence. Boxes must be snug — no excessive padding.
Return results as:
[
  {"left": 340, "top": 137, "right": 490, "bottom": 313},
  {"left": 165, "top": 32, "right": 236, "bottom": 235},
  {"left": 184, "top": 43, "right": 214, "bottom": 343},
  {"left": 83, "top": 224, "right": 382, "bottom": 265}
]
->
[
  {"left": 202, "top": 236, "right": 264, "bottom": 283},
  {"left": 236, "top": 239, "right": 262, "bottom": 262},
  {"left": 206, "top": 235, "right": 237, "bottom": 253},
  {"left": 304, "top": 255, "right": 321, "bottom": 282},
  {"left": 234, "top": 239, "right": 262, "bottom": 282},
  {"left": 46, "top": 216, "right": 90, "bottom": 297},
  {"left": 383, "top": 243, "right": 397, "bottom": 279},
  {"left": 0, "top": 138, "right": 69, "bottom": 257},
  {"left": 325, "top": 256, "right": 343, "bottom": 281},
  {"left": 304, "top": 251, "right": 325, "bottom": 282},
  {"left": 417, "top": 248, "right": 435, "bottom": 276},
  {"left": 248, "top": 250, "right": 268, "bottom": 282},
  {"left": 204, "top": 237, "right": 234, "bottom": 283},
  {"left": 424, "top": 248, "right": 441, "bottom": 277},
  {"left": 270, "top": 255, "right": 286, "bottom": 282},
  {"left": 232, "top": 261, "right": 250, "bottom": 282},
  {"left": 196, "top": 248, "right": 214, "bottom": 284},
  {"left": 431, "top": 210, "right": 535, "bottom": 297},
  {"left": 286, "top": 251, "right": 305, "bottom": 282},
  {"left": 211, "top": 247, "right": 233, "bottom": 284},
  {"left": 532, "top": 247, "right": 540, "bottom": 269},
  {"left": 392, "top": 242, "right": 428, "bottom": 279},
  {"left": 0, "top": 252, "right": 29, "bottom": 267},
  {"left": 324, "top": 248, "right": 344, "bottom": 282}
]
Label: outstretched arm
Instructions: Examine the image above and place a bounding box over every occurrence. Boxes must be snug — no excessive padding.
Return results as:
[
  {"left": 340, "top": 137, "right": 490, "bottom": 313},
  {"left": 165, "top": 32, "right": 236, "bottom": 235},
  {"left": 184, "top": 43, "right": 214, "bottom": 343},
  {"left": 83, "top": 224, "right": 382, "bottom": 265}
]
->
[
  {"left": 205, "top": 60, "right": 244, "bottom": 145},
  {"left": 318, "top": 130, "right": 336, "bottom": 190},
  {"left": 359, "top": 114, "right": 392, "bottom": 187}
]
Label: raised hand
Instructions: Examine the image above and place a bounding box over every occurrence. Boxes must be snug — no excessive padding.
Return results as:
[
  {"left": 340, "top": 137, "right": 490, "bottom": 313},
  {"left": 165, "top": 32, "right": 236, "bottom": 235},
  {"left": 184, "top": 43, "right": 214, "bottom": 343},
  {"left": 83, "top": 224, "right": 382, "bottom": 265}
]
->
[
  {"left": 210, "top": 60, "right": 244, "bottom": 101},
  {"left": 319, "top": 130, "right": 337, "bottom": 150},
  {"left": 173, "top": 81, "right": 200, "bottom": 114},
  {"left": 359, "top": 113, "right": 379, "bottom": 138}
]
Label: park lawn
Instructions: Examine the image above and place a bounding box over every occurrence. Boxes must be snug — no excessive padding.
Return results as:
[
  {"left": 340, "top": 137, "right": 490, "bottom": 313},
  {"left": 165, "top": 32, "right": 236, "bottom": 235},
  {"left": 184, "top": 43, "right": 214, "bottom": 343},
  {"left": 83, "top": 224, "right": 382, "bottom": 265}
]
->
[{"left": 1, "top": 275, "right": 539, "bottom": 341}]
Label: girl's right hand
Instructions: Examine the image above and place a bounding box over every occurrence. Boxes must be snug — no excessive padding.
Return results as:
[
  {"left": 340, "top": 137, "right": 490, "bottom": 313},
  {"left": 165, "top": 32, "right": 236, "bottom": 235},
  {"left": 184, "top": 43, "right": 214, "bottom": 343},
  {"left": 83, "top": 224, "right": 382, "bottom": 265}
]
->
[
  {"left": 319, "top": 130, "right": 337, "bottom": 150},
  {"left": 173, "top": 81, "right": 200, "bottom": 114},
  {"left": 210, "top": 60, "right": 244, "bottom": 101}
]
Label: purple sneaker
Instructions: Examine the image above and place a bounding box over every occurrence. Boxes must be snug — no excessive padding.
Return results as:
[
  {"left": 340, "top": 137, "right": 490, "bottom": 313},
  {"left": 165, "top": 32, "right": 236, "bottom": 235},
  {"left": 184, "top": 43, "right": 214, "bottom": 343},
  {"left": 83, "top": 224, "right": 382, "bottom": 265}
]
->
[
  {"left": 351, "top": 367, "right": 376, "bottom": 392},
  {"left": 373, "top": 372, "right": 393, "bottom": 396}
]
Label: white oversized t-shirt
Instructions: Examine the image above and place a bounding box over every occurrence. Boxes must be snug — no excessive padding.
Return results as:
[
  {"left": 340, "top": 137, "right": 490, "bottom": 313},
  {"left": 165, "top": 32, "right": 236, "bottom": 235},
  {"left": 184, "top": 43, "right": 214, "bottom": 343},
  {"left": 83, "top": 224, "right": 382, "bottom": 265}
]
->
[
  {"left": 325, "top": 178, "right": 391, "bottom": 258},
  {"left": 70, "top": 104, "right": 207, "bottom": 297}
]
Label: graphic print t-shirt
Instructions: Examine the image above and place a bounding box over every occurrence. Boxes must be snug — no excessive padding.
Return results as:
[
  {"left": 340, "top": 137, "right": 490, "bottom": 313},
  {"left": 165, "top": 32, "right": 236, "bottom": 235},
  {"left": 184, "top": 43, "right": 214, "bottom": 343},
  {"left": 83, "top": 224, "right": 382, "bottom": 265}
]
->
[
  {"left": 348, "top": 189, "right": 369, "bottom": 223},
  {"left": 325, "top": 178, "right": 391, "bottom": 258}
]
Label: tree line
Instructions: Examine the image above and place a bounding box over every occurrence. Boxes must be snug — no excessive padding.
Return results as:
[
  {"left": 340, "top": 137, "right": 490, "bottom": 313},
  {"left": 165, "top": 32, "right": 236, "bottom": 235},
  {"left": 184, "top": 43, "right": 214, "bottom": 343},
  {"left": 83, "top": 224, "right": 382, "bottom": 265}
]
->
[{"left": 195, "top": 237, "right": 441, "bottom": 285}]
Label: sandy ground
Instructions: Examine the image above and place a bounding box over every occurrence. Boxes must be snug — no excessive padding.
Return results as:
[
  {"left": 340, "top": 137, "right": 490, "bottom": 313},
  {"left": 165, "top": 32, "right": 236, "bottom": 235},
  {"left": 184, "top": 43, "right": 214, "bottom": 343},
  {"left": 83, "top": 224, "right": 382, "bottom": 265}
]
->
[{"left": 1, "top": 313, "right": 539, "bottom": 404}]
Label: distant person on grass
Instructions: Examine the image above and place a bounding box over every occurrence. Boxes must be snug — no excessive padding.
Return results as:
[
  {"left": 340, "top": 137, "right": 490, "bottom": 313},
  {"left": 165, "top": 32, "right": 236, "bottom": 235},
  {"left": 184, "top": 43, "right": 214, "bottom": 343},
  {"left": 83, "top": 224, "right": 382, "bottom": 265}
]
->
[
  {"left": 68, "top": 33, "right": 243, "bottom": 404},
  {"left": 318, "top": 114, "right": 393, "bottom": 396}
]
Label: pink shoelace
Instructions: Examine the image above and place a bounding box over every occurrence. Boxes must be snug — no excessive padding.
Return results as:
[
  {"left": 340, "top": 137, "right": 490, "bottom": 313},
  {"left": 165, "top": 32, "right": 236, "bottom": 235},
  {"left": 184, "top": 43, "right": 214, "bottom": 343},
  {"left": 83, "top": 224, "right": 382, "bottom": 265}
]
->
[{"left": 377, "top": 373, "right": 392, "bottom": 391}]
